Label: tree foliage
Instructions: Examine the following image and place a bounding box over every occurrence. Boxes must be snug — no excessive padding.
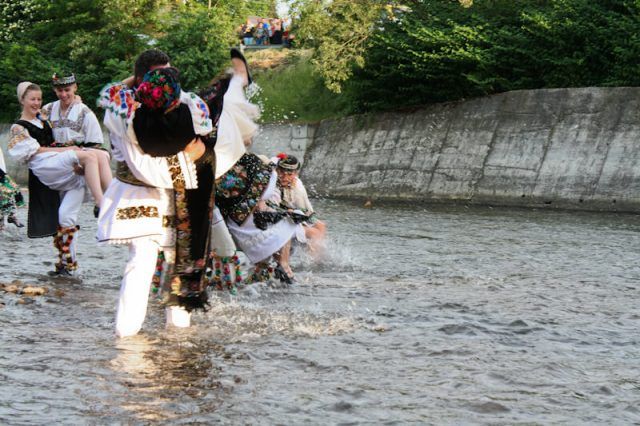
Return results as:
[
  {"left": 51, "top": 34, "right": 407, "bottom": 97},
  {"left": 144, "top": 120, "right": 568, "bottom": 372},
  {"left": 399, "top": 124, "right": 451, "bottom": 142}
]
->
[
  {"left": 0, "top": 0, "right": 276, "bottom": 121},
  {"left": 294, "top": 0, "right": 640, "bottom": 112}
]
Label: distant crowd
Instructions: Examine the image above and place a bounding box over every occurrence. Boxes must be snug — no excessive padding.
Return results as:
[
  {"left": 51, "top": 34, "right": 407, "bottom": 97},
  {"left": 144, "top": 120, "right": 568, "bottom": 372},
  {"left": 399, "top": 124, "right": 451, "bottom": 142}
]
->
[{"left": 238, "top": 17, "right": 294, "bottom": 47}]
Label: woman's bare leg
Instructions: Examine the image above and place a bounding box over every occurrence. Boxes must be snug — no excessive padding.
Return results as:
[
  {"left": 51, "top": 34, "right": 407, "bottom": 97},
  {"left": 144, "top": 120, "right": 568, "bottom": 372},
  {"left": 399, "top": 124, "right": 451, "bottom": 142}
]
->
[
  {"left": 304, "top": 220, "right": 327, "bottom": 261},
  {"left": 75, "top": 150, "right": 103, "bottom": 206},
  {"left": 93, "top": 149, "right": 113, "bottom": 191}
]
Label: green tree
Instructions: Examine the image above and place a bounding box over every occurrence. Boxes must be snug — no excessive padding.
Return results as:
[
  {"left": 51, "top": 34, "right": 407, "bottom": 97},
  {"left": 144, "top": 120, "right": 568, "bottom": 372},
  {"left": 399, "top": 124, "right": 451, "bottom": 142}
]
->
[
  {"left": 295, "top": 0, "right": 640, "bottom": 112},
  {"left": 0, "top": 0, "right": 274, "bottom": 120}
]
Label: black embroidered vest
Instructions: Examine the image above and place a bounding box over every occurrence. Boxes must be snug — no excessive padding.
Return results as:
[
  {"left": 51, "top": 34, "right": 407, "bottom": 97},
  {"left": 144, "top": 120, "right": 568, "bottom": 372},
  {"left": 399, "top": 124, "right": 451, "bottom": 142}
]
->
[
  {"left": 15, "top": 119, "right": 55, "bottom": 147},
  {"left": 15, "top": 118, "right": 60, "bottom": 238}
]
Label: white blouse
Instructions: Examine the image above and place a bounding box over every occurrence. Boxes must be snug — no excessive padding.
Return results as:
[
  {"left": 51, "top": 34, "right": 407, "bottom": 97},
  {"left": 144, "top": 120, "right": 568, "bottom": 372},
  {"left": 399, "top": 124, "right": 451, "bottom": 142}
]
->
[
  {"left": 8, "top": 119, "right": 42, "bottom": 164},
  {"left": 42, "top": 101, "right": 103, "bottom": 146},
  {"left": 282, "top": 177, "right": 314, "bottom": 213}
]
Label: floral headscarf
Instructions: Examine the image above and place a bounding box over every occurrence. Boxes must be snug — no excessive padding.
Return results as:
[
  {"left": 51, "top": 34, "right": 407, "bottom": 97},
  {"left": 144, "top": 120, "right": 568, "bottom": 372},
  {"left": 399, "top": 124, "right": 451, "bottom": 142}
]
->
[{"left": 135, "top": 67, "right": 181, "bottom": 112}]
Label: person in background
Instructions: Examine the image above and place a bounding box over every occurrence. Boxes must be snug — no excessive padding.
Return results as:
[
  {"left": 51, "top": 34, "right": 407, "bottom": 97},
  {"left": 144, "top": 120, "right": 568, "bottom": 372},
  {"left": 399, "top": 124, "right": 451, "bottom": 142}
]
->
[
  {"left": 242, "top": 22, "right": 254, "bottom": 46},
  {"left": 270, "top": 18, "right": 283, "bottom": 45},
  {"left": 0, "top": 146, "right": 24, "bottom": 230}
]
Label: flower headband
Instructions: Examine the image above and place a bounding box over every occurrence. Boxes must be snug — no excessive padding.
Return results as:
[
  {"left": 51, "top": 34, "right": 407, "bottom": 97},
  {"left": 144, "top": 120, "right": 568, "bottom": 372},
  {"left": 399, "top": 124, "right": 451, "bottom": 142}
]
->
[
  {"left": 52, "top": 72, "right": 76, "bottom": 86},
  {"left": 135, "top": 67, "right": 181, "bottom": 112},
  {"left": 276, "top": 153, "right": 300, "bottom": 171}
]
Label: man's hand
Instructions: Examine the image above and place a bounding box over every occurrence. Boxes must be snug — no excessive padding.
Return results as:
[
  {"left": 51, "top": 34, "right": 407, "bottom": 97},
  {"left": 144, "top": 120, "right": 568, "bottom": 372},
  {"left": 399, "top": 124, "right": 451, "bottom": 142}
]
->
[
  {"left": 122, "top": 75, "right": 136, "bottom": 89},
  {"left": 184, "top": 138, "right": 206, "bottom": 161}
]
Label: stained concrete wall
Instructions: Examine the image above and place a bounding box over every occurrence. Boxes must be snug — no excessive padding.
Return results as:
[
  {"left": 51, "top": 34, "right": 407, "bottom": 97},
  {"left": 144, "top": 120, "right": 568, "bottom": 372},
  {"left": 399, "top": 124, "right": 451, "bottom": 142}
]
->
[
  {"left": 300, "top": 87, "right": 640, "bottom": 212},
  {"left": 250, "top": 122, "right": 314, "bottom": 163}
]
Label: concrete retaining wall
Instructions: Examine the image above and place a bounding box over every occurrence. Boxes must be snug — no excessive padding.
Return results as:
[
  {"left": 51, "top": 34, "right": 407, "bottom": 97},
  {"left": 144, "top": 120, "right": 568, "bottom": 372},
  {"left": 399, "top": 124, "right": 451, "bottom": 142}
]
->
[
  {"left": 250, "top": 123, "right": 314, "bottom": 163},
  {"left": 300, "top": 87, "right": 640, "bottom": 212}
]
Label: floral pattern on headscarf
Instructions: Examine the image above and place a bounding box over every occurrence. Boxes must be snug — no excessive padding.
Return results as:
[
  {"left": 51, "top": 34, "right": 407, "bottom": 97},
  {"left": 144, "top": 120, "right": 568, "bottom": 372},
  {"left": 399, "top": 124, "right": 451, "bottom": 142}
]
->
[{"left": 135, "top": 67, "right": 181, "bottom": 112}]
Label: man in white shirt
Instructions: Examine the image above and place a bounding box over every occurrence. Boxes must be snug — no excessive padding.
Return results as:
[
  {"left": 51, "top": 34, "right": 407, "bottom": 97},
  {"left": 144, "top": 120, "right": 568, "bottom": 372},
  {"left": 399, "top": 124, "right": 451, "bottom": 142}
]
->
[
  {"left": 275, "top": 154, "right": 327, "bottom": 262},
  {"left": 97, "top": 50, "right": 207, "bottom": 337}
]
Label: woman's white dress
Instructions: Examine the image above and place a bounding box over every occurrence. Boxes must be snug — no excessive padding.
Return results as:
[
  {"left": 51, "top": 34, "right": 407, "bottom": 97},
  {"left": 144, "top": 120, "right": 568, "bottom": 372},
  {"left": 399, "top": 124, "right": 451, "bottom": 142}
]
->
[
  {"left": 8, "top": 119, "right": 84, "bottom": 192},
  {"left": 215, "top": 73, "right": 260, "bottom": 179}
]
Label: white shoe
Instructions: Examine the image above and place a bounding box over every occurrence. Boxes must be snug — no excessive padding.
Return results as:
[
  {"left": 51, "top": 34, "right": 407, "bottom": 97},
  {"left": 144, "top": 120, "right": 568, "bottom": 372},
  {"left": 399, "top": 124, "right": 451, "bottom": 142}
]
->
[{"left": 165, "top": 306, "right": 191, "bottom": 328}]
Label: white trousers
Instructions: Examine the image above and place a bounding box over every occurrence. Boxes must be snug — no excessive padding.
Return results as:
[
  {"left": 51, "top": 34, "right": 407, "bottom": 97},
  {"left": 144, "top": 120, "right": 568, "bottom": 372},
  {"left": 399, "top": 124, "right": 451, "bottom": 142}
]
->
[
  {"left": 58, "top": 186, "right": 85, "bottom": 264},
  {"left": 115, "top": 239, "right": 159, "bottom": 337},
  {"left": 115, "top": 238, "right": 191, "bottom": 338}
]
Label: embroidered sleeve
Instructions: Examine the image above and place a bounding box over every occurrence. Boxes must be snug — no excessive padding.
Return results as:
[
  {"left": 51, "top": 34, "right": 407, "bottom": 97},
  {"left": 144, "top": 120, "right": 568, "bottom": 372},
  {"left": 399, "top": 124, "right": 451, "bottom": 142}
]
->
[
  {"left": 97, "top": 82, "right": 137, "bottom": 119},
  {"left": 295, "top": 178, "right": 314, "bottom": 213},
  {"left": 176, "top": 152, "right": 198, "bottom": 190},
  {"left": 8, "top": 124, "right": 39, "bottom": 164},
  {"left": 181, "top": 91, "right": 213, "bottom": 136}
]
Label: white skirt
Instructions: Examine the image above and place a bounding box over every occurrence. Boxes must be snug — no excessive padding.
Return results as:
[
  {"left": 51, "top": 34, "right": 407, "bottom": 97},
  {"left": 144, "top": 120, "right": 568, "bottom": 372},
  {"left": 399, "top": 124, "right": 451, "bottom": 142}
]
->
[
  {"left": 227, "top": 172, "right": 299, "bottom": 264},
  {"left": 29, "top": 150, "right": 85, "bottom": 192},
  {"left": 215, "top": 74, "right": 260, "bottom": 179}
]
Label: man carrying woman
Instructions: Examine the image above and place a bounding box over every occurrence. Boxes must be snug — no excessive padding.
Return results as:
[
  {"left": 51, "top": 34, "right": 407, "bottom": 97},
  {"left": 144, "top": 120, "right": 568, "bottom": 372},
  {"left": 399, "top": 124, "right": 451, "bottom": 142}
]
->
[
  {"left": 8, "top": 78, "right": 111, "bottom": 276},
  {"left": 200, "top": 49, "right": 299, "bottom": 286},
  {"left": 97, "top": 49, "right": 210, "bottom": 337}
]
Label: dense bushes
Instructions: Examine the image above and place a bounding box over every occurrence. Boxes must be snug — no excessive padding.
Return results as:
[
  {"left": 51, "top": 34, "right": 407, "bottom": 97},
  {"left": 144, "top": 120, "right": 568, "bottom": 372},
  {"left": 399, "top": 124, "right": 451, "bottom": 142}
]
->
[
  {"left": 347, "top": 0, "right": 640, "bottom": 111},
  {"left": 0, "top": 0, "right": 273, "bottom": 121},
  {"left": 291, "top": 0, "right": 640, "bottom": 113}
]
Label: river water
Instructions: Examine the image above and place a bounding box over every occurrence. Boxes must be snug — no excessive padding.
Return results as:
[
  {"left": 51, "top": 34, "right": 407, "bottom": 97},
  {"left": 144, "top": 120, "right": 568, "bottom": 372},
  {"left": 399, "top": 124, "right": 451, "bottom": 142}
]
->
[{"left": 1, "top": 199, "right": 639, "bottom": 424}]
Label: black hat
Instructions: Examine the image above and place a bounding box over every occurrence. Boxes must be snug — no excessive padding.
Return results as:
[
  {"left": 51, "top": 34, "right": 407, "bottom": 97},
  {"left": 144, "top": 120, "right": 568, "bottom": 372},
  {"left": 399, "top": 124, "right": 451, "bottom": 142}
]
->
[{"left": 277, "top": 154, "right": 300, "bottom": 171}]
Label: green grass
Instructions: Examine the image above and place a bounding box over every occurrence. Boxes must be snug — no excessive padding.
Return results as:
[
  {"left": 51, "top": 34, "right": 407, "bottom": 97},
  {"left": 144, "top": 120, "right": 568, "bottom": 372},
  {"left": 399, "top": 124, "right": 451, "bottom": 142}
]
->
[{"left": 247, "top": 50, "right": 355, "bottom": 124}]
